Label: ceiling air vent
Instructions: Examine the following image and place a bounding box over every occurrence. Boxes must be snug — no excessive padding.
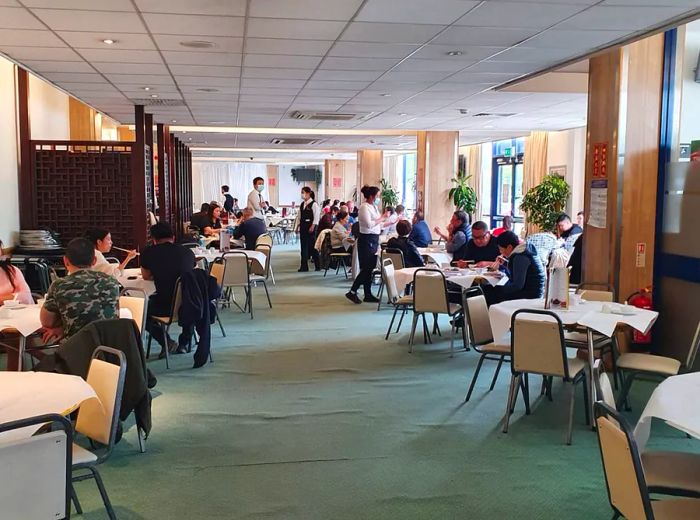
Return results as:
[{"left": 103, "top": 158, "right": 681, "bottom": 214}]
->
[
  {"left": 270, "top": 137, "right": 322, "bottom": 145},
  {"left": 472, "top": 112, "right": 517, "bottom": 117},
  {"left": 289, "top": 110, "right": 358, "bottom": 121},
  {"left": 130, "top": 98, "right": 186, "bottom": 107}
]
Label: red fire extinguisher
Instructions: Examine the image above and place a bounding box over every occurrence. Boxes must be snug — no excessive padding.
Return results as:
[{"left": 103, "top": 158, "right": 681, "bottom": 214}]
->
[{"left": 626, "top": 287, "right": 653, "bottom": 344}]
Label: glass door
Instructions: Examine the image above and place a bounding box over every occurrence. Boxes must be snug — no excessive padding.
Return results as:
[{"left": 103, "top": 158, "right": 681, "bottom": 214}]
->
[{"left": 490, "top": 154, "right": 524, "bottom": 231}]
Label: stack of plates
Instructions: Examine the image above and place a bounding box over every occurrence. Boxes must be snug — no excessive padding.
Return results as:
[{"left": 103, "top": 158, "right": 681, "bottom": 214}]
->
[{"left": 19, "top": 230, "right": 62, "bottom": 250}]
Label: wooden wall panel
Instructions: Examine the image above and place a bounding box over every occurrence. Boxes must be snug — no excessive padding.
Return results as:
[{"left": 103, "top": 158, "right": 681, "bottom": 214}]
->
[
  {"left": 424, "top": 131, "right": 459, "bottom": 232},
  {"left": 16, "top": 68, "right": 33, "bottom": 229},
  {"left": 357, "top": 150, "right": 383, "bottom": 189},
  {"left": 415, "top": 131, "right": 427, "bottom": 212},
  {"left": 617, "top": 34, "right": 664, "bottom": 300},
  {"left": 132, "top": 105, "right": 148, "bottom": 245},
  {"left": 69, "top": 97, "right": 98, "bottom": 140}
]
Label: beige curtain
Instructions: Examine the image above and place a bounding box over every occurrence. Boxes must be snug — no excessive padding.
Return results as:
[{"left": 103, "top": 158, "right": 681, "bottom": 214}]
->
[
  {"left": 463, "top": 145, "right": 482, "bottom": 221},
  {"left": 522, "top": 131, "right": 549, "bottom": 236},
  {"left": 383, "top": 154, "right": 400, "bottom": 197}
]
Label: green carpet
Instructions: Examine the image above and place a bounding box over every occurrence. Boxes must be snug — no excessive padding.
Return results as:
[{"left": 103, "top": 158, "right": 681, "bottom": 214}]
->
[{"left": 74, "top": 245, "right": 698, "bottom": 519}]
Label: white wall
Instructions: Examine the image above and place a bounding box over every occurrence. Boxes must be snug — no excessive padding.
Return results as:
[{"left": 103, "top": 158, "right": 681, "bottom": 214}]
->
[
  {"left": 278, "top": 164, "right": 322, "bottom": 206},
  {"left": 546, "top": 127, "right": 586, "bottom": 215},
  {"left": 28, "top": 73, "right": 70, "bottom": 140},
  {"left": 679, "top": 21, "right": 700, "bottom": 144},
  {"left": 0, "top": 58, "right": 19, "bottom": 245}
]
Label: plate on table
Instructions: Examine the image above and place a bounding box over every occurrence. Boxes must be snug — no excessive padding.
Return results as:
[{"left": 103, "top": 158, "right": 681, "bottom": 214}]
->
[
  {"left": 7, "top": 305, "right": 27, "bottom": 310},
  {"left": 610, "top": 307, "right": 637, "bottom": 316}
]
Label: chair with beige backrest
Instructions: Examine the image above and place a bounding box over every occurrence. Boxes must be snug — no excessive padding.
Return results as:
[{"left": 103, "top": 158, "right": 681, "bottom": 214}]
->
[
  {"left": 381, "top": 258, "right": 413, "bottom": 340},
  {"left": 616, "top": 320, "right": 700, "bottom": 410},
  {"left": 221, "top": 251, "right": 260, "bottom": 319},
  {"left": 0, "top": 414, "right": 73, "bottom": 520},
  {"left": 503, "top": 310, "right": 589, "bottom": 445},
  {"left": 594, "top": 402, "right": 700, "bottom": 519},
  {"left": 207, "top": 261, "right": 227, "bottom": 338},
  {"left": 250, "top": 245, "right": 273, "bottom": 310},
  {"left": 255, "top": 234, "right": 275, "bottom": 284},
  {"left": 377, "top": 248, "right": 405, "bottom": 311},
  {"left": 145, "top": 278, "right": 182, "bottom": 369},
  {"left": 71, "top": 346, "right": 126, "bottom": 520},
  {"left": 462, "top": 286, "right": 512, "bottom": 402},
  {"left": 593, "top": 360, "right": 700, "bottom": 500},
  {"left": 408, "top": 268, "right": 462, "bottom": 357},
  {"left": 118, "top": 292, "right": 148, "bottom": 340}
]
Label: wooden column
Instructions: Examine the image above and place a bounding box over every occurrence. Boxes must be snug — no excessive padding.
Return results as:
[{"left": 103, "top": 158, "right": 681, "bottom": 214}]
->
[
  {"left": 582, "top": 34, "right": 664, "bottom": 300},
  {"left": 416, "top": 131, "right": 459, "bottom": 231},
  {"left": 266, "top": 164, "right": 279, "bottom": 207},
  {"left": 168, "top": 133, "right": 177, "bottom": 225},
  {"left": 132, "top": 105, "right": 148, "bottom": 246},
  {"left": 144, "top": 113, "right": 155, "bottom": 213},
  {"left": 69, "top": 97, "right": 98, "bottom": 140},
  {"left": 324, "top": 159, "right": 357, "bottom": 203},
  {"left": 156, "top": 123, "right": 171, "bottom": 222},
  {"left": 16, "top": 67, "right": 34, "bottom": 229},
  {"left": 357, "top": 150, "right": 383, "bottom": 190}
]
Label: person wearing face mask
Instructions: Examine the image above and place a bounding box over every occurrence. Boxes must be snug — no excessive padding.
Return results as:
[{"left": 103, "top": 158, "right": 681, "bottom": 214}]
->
[
  {"left": 247, "top": 176, "right": 268, "bottom": 220},
  {"left": 345, "top": 185, "right": 389, "bottom": 304},
  {"left": 297, "top": 187, "right": 321, "bottom": 272}
]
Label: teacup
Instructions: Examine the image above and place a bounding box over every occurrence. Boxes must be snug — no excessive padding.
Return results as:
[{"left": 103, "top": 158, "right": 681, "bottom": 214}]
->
[{"left": 4, "top": 300, "right": 20, "bottom": 308}]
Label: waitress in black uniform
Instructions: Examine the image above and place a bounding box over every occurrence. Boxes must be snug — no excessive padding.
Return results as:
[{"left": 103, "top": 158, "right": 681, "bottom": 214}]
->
[
  {"left": 345, "top": 185, "right": 388, "bottom": 304},
  {"left": 297, "top": 186, "right": 321, "bottom": 272}
]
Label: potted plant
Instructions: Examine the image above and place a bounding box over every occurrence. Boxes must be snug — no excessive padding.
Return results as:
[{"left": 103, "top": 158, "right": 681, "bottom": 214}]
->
[
  {"left": 520, "top": 174, "right": 571, "bottom": 232},
  {"left": 380, "top": 178, "right": 399, "bottom": 210},
  {"left": 448, "top": 169, "right": 478, "bottom": 216}
]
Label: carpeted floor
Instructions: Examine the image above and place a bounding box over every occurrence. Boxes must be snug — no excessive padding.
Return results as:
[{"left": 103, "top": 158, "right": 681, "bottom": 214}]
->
[{"left": 74, "top": 245, "right": 698, "bottom": 519}]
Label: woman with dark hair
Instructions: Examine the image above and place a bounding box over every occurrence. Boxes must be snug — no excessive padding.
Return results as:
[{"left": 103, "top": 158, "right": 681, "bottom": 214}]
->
[
  {"left": 345, "top": 185, "right": 388, "bottom": 304},
  {"left": 0, "top": 240, "right": 32, "bottom": 304},
  {"left": 85, "top": 228, "right": 137, "bottom": 277},
  {"left": 297, "top": 186, "right": 321, "bottom": 272},
  {"left": 202, "top": 203, "right": 222, "bottom": 237}
]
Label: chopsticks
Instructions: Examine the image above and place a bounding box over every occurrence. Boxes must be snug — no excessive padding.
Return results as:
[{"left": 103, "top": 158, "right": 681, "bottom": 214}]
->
[{"left": 112, "top": 246, "right": 140, "bottom": 256}]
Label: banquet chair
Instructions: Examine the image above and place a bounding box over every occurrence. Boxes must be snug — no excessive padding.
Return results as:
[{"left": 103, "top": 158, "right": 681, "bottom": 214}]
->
[
  {"left": 221, "top": 252, "right": 260, "bottom": 319},
  {"left": 593, "top": 360, "right": 700, "bottom": 499},
  {"left": 251, "top": 245, "right": 273, "bottom": 309},
  {"left": 326, "top": 249, "right": 351, "bottom": 279},
  {"left": 255, "top": 234, "right": 275, "bottom": 284},
  {"left": 71, "top": 346, "right": 126, "bottom": 520},
  {"left": 408, "top": 268, "right": 462, "bottom": 357},
  {"left": 207, "top": 261, "right": 227, "bottom": 338},
  {"left": 0, "top": 414, "right": 73, "bottom": 520},
  {"left": 616, "top": 320, "right": 700, "bottom": 410},
  {"left": 146, "top": 278, "right": 182, "bottom": 369},
  {"left": 462, "top": 287, "right": 512, "bottom": 402},
  {"left": 377, "top": 248, "right": 405, "bottom": 311},
  {"left": 503, "top": 310, "right": 589, "bottom": 445},
  {"left": 381, "top": 259, "right": 413, "bottom": 340},
  {"left": 118, "top": 294, "right": 147, "bottom": 340},
  {"left": 594, "top": 402, "right": 700, "bottom": 519}
]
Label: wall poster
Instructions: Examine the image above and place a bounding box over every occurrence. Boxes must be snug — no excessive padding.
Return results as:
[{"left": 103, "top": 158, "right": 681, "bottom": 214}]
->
[{"left": 589, "top": 179, "right": 607, "bottom": 229}]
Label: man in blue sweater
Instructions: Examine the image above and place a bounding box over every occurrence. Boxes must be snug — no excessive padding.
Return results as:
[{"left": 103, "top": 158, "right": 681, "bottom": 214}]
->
[{"left": 408, "top": 210, "right": 432, "bottom": 247}]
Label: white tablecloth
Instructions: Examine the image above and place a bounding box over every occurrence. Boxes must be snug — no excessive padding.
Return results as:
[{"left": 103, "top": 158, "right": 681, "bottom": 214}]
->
[
  {"left": 118, "top": 268, "right": 156, "bottom": 296},
  {"left": 417, "top": 247, "right": 453, "bottom": 266},
  {"left": 0, "top": 304, "right": 43, "bottom": 337},
  {"left": 634, "top": 372, "right": 700, "bottom": 450},
  {"left": 393, "top": 267, "right": 507, "bottom": 291},
  {"left": 0, "top": 372, "right": 98, "bottom": 442},
  {"left": 199, "top": 249, "right": 267, "bottom": 270}
]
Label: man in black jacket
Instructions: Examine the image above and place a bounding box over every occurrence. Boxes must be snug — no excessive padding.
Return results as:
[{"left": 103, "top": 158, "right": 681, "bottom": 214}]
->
[
  {"left": 484, "top": 231, "right": 545, "bottom": 305},
  {"left": 455, "top": 221, "right": 500, "bottom": 267},
  {"left": 387, "top": 220, "right": 425, "bottom": 268}
]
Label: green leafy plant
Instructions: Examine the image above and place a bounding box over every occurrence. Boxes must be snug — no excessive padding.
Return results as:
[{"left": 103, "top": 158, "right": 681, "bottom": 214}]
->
[
  {"left": 380, "top": 178, "right": 400, "bottom": 209},
  {"left": 520, "top": 174, "right": 571, "bottom": 232},
  {"left": 448, "top": 169, "right": 478, "bottom": 215}
]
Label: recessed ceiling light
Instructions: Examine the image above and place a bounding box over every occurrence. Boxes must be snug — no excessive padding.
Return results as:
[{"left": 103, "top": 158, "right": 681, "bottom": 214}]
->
[
  {"left": 171, "top": 119, "right": 177, "bottom": 123},
  {"left": 398, "top": 113, "right": 408, "bottom": 116},
  {"left": 380, "top": 93, "right": 391, "bottom": 97},
  {"left": 188, "top": 137, "right": 192, "bottom": 141},
  {"left": 150, "top": 94, "right": 158, "bottom": 98},
  {"left": 102, "top": 39, "right": 116, "bottom": 45},
  {"left": 446, "top": 50, "right": 463, "bottom": 56},
  {"left": 142, "top": 87, "right": 151, "bottom": 91},
  {"left": 180, "top": 40, "right": 214, "bottom": 49}
]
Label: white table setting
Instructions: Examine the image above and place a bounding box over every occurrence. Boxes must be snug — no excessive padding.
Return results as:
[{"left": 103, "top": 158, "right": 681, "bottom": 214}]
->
[
  {"left": 633, "top": 372, "right": 700, "bottom": 450},
  {"left": 417, "top": 246, "right": 453, "bottom": 267},
  {"left": 393, "top": 266, "right": 508, "bottom": 291},
  {"left": 195, "top": 248, "right": 267, "bottom": 271},
  {"left": 0, "top": 372, "right": 98, "bottom": 442},
  {"left": 118, "top": 268, "right": 156, "bottom": 296}
]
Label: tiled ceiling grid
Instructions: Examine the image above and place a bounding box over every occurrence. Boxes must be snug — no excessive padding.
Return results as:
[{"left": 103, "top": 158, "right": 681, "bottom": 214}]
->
[{"left": 0, "top": 0, "right": 698, "bottom": 150}]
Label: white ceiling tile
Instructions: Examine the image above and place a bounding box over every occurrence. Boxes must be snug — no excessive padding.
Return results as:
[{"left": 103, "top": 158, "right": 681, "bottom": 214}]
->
[
  {"left": 241, "top": 78, "right": 307, "bottom": 88},
  {"left": 306, "top": 80, "right": 371, "bottom": 90},
  {"left": 456, "top": 2, "right": 587, "bottom": 29},
  {"left": 433, "top": 26, "right": 537, "bottom": 46},
  {"left": 391, "top": 58, "right": 473, "bottom": 73},
  {"left": 0, "top": 7, "right": 44, "bottom": 29},
  {"left": 524, "top": 29, "right": 629, "bottom": 49},
  {"left": 169, "top": 64, "right": 240, "bottom": 77},
  {"left": 143, "top": 13, "right": 244, "bottom": 37},
  {"left": 23, "top": 60, "right": 94, "bottom": 73},
  {"left": 295, "top": 96, "right": 352, "bottom": 104},
  {"left": 32, "top": 9, "right": 144, "bottom": 32},
  {"left": 380, "top": 70, "right": 453, "bottom": 82},
  {"left": 243, "top": 54, "right": 322, "bottom": 69},
  {"left": 341, "top": 22, "right": 443, "bottom": 44},
  {"left": 247, "top": 18, "right": 345, "bottom": 40},
  {"left": 60, "top": 31, "right": 156, "bottom": 50},
  {"left": 183, "top": 92, "right": 238, "bottom": 101},
  {"left": 489, "top": 46, "right": 578, "bottom": 63},
  {"left": 602, "top": 0, "right": 700, "bottom": 5},
  {"left": 466, "top": 60, "right": 544, "bottom": 74},
  {"left": 24, "top": 0, "right": 134, "bottom": 10},
  {"left": 320, "top": 57, "right": 401, "bottom": 71},
  {"left": 245, "top": 38, "right": 333, "bottom": 56},
  {"left": 242, "top": 67, "right": 312, "bottom": 79},
  {"left": 120, "top": 84, "right": 180, "bottom": 93},
  {"left": 162, "top": 51, "right": 241, "bottom": 66},
  {"left": 175, "top": 76, "right": 240, "bottom": 87},
  {"left": 78, "top": 49, "right": 163, "bottom": 63},
  {"left": 410, "top": 44, "right": 505, "bottom": 61},
  {"left": 329, "top": 42, "right": 420, "bottom": 59},
  {"left": 42, "top": 72, "right": 108, "bottom": 83},
  {"left": 357, "top": 0, "right": 479, "bottom": 24},
  {"left": 136, "top": 0, "right": 247, "bottom": 15},
  {"left": 300, "top": 88, "right": 359, "bottom": 98},
  {"left": 152, "top": 34, "right": 243, "bottom": 53},
  {"left": 94, "top": 62, "right": 168, "bottom": 74},
  {"left": 558, "top": 6, "right": 694, "bottom": 31},
  {"left": 447, "top": 71, "right": 521, "bottom": 84},
  {"left": 0, "top": 29, "right": 63, "bottom": 47},
  {"left": 249, "top": 0, "right": 363, "bottom": 20},
  {"left": 179, "top": 84, "right": 238, "bottom": 95},
  {"left": 310, "top": 69, "right": 384, "bottom": 81},
  {"left": 0, "top": 46, "right": 82, "bottom": 61},
  {"left": 106, "top": 74, "right": 175, "bottom": 85},
  {"left": 240, "top": 94, "right": 296, "bottom": 103}
]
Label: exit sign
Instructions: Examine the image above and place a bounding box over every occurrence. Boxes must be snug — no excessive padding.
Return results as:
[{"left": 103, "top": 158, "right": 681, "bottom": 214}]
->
[{"left": 503, "top": 147, "right": 514, "bottom": 157}]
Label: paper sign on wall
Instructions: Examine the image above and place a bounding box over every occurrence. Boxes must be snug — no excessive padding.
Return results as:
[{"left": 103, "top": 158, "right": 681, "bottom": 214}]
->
[
  {"left": 332, "top": 177, "right": 342, "bottom": 188},
  {"left": 589, "top": 179, "right": 607, "bottom": 229},
  {"left": 268, "top": 177, "right": 276, "bottom": 186},
  {"left": 636, "top": 243, "right": 646, "bottom": 268}
]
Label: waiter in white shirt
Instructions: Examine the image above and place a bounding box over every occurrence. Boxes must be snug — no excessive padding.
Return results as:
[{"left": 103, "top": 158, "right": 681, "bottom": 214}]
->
[
  {"left": 247, "top": 176, "right": 268, "bottom": 220},
  {"left": 297, "top": 186, "right": 320, "bottom": 271},
  {"left": 345, "top": 185, "right": 388, "bottom": 304}
]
